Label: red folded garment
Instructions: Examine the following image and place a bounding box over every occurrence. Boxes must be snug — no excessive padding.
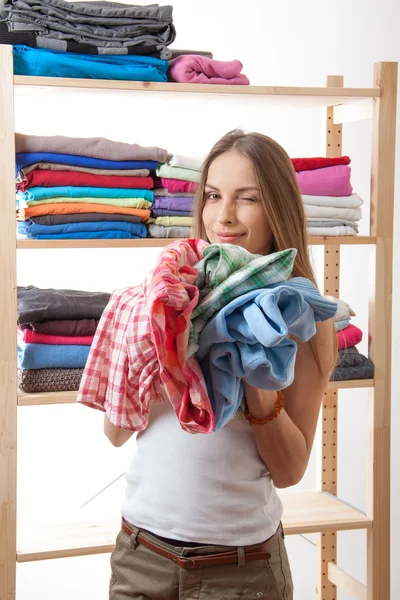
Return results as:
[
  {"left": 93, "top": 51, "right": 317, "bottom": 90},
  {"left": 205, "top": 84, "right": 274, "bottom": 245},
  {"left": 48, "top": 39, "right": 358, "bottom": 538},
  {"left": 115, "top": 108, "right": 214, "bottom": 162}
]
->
[
  {"left": 160, "top": 178, "right": 199, "bottom": 194},
  {"left": 336, "top": 323, "right": 363, "bottom": 351},
  {"left": 17, "top": 170, "right": 154, "bottom": 192},
  {"left": 291, "top": 156, "right": 351, "bottom": 172},
  {"left": 18, "top": 327, "right": 94, "bottom": 346}
]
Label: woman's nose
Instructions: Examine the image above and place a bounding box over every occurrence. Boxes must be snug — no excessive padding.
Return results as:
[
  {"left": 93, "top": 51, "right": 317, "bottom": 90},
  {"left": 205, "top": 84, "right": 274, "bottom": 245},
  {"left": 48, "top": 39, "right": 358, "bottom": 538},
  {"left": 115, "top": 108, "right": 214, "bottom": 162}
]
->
[{"left": 216, "top": 199, "right": 235, "bottom": 224}]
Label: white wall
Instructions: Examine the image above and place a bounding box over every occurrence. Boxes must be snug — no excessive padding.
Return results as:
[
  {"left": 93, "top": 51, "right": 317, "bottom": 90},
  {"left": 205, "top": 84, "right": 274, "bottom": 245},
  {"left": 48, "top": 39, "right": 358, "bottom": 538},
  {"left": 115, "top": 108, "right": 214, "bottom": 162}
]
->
[{"left": 13, "top": 0, "right": 400, "bottom": 598}]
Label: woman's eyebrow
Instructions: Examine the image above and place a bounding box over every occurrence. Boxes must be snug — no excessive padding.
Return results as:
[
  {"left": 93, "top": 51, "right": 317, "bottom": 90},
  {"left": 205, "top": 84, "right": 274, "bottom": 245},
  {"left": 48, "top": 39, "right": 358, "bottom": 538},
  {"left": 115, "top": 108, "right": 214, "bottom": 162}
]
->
[{"left": 205, "top": 183, "right": 260, "bottom": 192}]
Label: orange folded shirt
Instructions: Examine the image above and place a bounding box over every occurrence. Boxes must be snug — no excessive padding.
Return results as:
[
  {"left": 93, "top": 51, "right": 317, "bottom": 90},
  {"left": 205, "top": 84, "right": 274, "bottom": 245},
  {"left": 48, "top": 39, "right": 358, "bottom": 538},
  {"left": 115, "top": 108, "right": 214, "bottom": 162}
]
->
[{"left": 19, "top": 202, "right": 151, "bottom": 221}]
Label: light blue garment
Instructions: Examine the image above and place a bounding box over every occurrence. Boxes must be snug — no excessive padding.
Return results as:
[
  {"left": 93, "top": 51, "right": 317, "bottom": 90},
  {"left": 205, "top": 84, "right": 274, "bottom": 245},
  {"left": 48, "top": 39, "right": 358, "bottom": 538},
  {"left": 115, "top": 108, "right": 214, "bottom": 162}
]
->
[
  {"left": 18, "top": 343, "right": 90, "bottom": 369},
  {"left": 196, "top": 277, "right": 337, "bottom": 431},
  {"left": 334, "top": 317, "right": 350, "bottom": 332},
  {"left": 16, "top": 153, "right": 158, "bottom": 176},
  {"left": 18, "top": 186, "right": 154, "bottom": 202},
  {"left": 13, "top": 45, "right": 168, "bottom": 82},
  {"left": 17, "top": 219, "right": 147, "bottom": 238}
]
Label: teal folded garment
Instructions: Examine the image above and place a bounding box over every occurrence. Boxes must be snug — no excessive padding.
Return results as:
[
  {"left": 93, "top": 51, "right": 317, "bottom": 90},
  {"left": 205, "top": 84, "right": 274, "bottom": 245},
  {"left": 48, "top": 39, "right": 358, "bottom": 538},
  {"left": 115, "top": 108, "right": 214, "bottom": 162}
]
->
[
  {"left": 18, "top": 342, "right": 90, "bottom": 369},
  {"left": 18, "top": 186, "right": 153, "bottom": 202},
  {"left": 13, "top": 45, "right": 168, "bottom": 82}
]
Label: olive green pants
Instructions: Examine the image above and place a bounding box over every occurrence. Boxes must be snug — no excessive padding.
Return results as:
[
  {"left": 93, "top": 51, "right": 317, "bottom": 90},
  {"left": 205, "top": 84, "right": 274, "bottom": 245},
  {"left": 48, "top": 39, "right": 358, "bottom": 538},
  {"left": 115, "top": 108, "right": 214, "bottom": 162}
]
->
[{"left": 109, "top": 520, "right": 294, "bottom": 600}]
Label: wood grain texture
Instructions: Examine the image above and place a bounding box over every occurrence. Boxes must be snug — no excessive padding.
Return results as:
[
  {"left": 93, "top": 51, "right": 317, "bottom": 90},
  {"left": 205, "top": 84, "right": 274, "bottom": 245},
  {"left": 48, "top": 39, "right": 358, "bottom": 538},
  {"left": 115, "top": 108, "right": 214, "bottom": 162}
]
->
[
  {"left": 367, "top": 62, "right": 397, "bottom": 600},
  {"left": 316, "top": 74, "right": 343, "bottom": 600},
  {"left": 0, "top": 43, "right": 17, "bottom": 600}
]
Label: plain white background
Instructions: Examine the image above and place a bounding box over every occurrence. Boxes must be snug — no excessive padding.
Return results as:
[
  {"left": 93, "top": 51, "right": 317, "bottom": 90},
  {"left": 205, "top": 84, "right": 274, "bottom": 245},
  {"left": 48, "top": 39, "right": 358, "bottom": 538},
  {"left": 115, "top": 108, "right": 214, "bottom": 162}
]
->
[{"left": 12, "top": 0, "right": 399, "bottom": 598}]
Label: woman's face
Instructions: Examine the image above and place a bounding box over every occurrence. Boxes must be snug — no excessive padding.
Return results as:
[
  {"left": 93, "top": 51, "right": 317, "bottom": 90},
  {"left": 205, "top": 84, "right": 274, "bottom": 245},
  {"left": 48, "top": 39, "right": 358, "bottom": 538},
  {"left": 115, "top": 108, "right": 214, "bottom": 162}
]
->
[{"left": 202, "top": 150, "right": 273, "bottom": 255}]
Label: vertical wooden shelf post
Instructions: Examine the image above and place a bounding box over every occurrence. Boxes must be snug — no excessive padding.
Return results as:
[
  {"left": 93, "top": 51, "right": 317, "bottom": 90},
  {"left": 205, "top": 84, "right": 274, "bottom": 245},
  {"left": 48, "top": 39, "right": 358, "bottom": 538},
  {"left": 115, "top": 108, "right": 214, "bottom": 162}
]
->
[
  {"left": 0, "top": 43, "right": 18, "bottom": 600},
  {"left": 367, "top": 61, "right": 397, "bottom": 600},
  {"left": 316, "top": 74, "right": 343, "bottom": 600}
]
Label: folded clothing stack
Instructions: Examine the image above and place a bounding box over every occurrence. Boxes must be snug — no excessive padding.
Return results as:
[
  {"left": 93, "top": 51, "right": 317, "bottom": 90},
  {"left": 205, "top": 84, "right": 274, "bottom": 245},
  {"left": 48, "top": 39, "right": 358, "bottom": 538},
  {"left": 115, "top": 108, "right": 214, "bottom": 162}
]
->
[
  {"left": 149, "top": 154, "right": 202, "bottom": 238},
  {"left": 15, "top": 133, "right": 169, "bottom": 239},
  {"left": 292, "top": 156, "right": 363, "bottom": 236},
  {"left": 0, "top": 0, "right": 177, "bottom": 80},
  {"left": 325, "top": 295, "right": 374, "bottom": 380},
  {"left": 77, "top": 240, "right": 337, "bottom": 433},
  {"left": 17, "top": 286, "right": 110, "bottom": 393}
]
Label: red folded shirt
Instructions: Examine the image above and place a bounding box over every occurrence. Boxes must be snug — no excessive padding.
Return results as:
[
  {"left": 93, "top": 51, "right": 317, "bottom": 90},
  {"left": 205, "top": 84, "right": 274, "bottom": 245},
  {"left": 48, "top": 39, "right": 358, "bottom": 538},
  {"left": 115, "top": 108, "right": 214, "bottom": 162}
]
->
[
  {"left": 18, "top": 327, "right": 94, "bottom": 346},
  {"left": 336, "top": 323, "right": 363, "bottom": 351},
  {"left": 291, "top": 156, "right": 351, "bottom": 172},
  {"left": 17, "top": 170, "right": 154, "bottom": 191}
]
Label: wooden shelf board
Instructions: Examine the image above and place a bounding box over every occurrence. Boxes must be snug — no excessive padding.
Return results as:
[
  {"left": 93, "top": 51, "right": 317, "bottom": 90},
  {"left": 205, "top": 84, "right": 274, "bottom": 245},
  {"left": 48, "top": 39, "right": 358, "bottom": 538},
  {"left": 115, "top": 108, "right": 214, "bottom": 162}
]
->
[
  {"left": 16, "top": 236, "right": 376, "bottom": 250},
  {"left": 17, "top": 380, "right": 374, "bottom": 407},
  {"left": 16, "top": 490, "right": 371, "bottom": 563},
  {"left": 13, "top": 77, "right": 380, "bottom": 108}
]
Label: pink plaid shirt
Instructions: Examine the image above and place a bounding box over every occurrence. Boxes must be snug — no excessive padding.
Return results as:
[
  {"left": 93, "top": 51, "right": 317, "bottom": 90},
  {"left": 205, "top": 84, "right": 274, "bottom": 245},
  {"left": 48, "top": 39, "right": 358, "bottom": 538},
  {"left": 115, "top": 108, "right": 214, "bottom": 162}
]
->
[{"left": 77, "top": 239, "right": 214, "bottom": 434}]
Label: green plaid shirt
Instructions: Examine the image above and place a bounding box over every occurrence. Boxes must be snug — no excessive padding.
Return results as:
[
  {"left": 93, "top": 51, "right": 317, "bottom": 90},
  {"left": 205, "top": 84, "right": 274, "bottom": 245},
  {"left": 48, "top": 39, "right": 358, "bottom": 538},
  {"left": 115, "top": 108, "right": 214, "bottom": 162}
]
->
[{"left": 188, "top": 245, "right": 297, "bottom": 356}]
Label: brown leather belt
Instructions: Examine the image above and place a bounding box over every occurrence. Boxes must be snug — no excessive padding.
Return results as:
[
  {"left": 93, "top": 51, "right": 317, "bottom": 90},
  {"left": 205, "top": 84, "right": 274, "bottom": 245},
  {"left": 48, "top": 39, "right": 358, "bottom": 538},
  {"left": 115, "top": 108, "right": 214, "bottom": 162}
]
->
[{"left": 121, "top": 519, "right": 282, "bottom": 569}]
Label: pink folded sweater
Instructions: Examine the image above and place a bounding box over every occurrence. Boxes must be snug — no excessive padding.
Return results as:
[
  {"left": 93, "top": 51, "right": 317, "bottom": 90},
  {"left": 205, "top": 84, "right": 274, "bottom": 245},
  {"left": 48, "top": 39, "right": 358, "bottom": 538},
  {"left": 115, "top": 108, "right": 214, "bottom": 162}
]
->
[{"left": 168, "top": 55, "right": 250, "bottom": 85}]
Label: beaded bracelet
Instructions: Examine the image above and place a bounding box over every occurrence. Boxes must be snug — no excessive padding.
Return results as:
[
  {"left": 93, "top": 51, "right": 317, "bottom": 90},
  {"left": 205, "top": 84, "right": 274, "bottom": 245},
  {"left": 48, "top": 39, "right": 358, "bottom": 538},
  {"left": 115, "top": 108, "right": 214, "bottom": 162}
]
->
[{"left": 243, "top": 390, "right": 284, "bottom": 425}]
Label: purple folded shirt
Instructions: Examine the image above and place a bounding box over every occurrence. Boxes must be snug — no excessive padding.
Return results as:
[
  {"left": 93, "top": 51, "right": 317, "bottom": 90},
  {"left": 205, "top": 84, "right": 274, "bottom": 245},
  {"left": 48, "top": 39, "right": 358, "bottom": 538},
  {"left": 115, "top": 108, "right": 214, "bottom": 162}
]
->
[{"left": 152, "top": 196, "right": 195, "bottom": 211}]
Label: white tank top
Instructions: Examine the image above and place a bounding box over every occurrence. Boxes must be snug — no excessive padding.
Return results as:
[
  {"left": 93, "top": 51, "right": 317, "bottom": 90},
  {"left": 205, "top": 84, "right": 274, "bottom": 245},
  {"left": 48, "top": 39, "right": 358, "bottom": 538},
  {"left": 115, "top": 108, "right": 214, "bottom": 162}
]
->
[{"left": 121, "top": 400, "right": 283, "bottom": 546}]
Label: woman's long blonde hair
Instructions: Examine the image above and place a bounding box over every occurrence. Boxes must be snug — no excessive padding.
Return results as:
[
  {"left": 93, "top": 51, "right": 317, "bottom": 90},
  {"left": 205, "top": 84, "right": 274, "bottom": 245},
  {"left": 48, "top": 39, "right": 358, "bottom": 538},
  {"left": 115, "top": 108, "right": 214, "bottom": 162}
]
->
[
  {"left": 192, "top": 129, "right": 337, "bottom": 374},
  {"left": 193, "top": 129, "right": 316, "bottom": 284}
]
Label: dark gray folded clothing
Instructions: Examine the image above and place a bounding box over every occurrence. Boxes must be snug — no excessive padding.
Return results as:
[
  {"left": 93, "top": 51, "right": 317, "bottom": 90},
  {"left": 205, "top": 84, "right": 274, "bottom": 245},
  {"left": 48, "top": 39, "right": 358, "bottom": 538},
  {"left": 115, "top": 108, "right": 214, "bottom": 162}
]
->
[
  {"left": 0, "top": 0, "right": 176, "bottom": 49},
  {"left": 18, "top": 367, "right": 83, "bottom": 393},
  {"left": 151, "top": 209, "right": 192, "bottom": 217},
  {"left": 331, "top": 353, "right": 374, "bottom": 381},
  {"left": 336, "top": 346, "right": 365, "bottom": 368},
  {"left": 169, "top": 48, "right": 213, "bottom": 60},
  {"left": 0, "top": 25, "right": 170, "bottom": 57},
  {"left": 17, "top": 286, "right": 110, "bottom": 324},
  {"left": 30, "top": 213, "right": 141, "bottom": 226}
]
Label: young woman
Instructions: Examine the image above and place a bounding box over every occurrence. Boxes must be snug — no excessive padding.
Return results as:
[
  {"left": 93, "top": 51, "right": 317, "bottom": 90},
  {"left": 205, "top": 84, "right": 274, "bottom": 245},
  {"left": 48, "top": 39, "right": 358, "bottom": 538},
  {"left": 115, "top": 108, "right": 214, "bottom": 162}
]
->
[{"left": 106, "top": 129, "right": 336, "bottom": 600}]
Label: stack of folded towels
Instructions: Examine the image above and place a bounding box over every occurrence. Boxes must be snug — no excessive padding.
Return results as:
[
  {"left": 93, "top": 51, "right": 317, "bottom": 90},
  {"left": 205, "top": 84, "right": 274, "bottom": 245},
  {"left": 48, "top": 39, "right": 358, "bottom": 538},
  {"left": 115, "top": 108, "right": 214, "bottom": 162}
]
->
[
  {"left": 148, "top": 154, "right": 201, "bottom": 238},
  {"left": 0, "top": 0, "right": 175, "bottom": 81},
  {"left": 17, "top": 286, "right": 110, "bottom": 393},
  {"left": 292, "top": 156, "right": 363, "bottom": 236},
  {"left": 326, "top": 295, "right": 374, "bottom": 380},
  {"left": 78, "top": 240, "right": 338, "bottom": 433},
  {"left": 15, "top": 133, "right": 168, "bottom": 240}
]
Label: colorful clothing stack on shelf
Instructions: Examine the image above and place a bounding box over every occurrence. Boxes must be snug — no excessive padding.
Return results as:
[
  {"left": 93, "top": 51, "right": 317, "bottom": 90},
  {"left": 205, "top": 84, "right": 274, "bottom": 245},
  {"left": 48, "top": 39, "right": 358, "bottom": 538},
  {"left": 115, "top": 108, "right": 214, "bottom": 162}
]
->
[
  {"left": 17, "top": 286, "right": 109, "bottom": 393},
  {"left": 78, "top": 240, "right": 338, "bottom": 433},
  {"left": 149, "top": 154, "right": 202, "bottom": 238},
  {"left": 326, "top": 295, "right": 374, "bottom": 380},
  {"left": 0, "top": 0, "right": 175, "bottom": 81},
  {"left": 15, "top": 133, "right": 168, "bottom": 240},
  {"left": 292, "top": 156, "right": 363, "bottom": 236}
]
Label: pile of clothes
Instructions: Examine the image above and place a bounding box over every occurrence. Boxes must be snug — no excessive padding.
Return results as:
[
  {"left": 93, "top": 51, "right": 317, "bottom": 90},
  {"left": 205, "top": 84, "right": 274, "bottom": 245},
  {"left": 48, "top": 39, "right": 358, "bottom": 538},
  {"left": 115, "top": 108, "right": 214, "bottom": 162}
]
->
[
  {"left": 15, "top": 133, "right": 168, "bottom": 240},
  {"left": 0, "top": 0, "right": 174, "bottom": 81},
  {"left": 328, "top": 296, "right": 374, "bottom": 380},
  {"left": 148, "top": 154, "right": 201, "bottom": 238},
  {"left": 77, "top": 239, "right": 337, "bottom": 433},
  {"left": 17, "top": 286, "right": 109, "bottom": 393},
  {"left": 1, "top": 0, "right": 250, "bottom": 84},
  {"left": 292, "top": 156, "right": 363, "bottom": 236}
]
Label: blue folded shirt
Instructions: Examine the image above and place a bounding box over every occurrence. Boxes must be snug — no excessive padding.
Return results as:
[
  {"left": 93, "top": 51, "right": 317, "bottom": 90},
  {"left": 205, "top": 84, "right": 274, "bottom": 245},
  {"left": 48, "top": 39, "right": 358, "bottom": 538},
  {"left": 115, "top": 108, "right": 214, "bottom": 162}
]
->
[
  {"left": 17, "top": 219, "right": 147, "bottom": 238},
  {"left": 196, "top": 278, "right": 337, "bottom": 431},
  {"left": 18, "top": 343, "right": 90, "bottom": 369},
  {"left": 16, "top": 153, "right": 158, "bottom": 176},
  {"left": 13, "top": 45, "right": 168, "bottom": 82}
]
